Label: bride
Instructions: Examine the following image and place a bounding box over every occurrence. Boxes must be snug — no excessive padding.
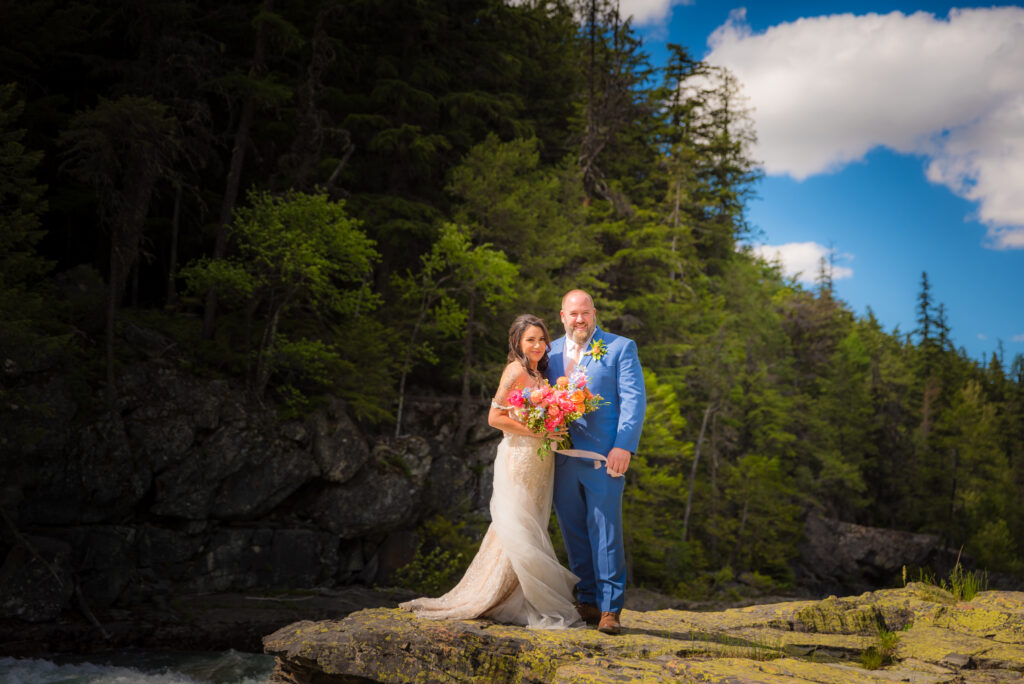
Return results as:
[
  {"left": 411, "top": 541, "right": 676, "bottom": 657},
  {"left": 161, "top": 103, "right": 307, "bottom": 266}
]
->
[{"left": 399, "top": 314, "right": 581, "bottom": 629}]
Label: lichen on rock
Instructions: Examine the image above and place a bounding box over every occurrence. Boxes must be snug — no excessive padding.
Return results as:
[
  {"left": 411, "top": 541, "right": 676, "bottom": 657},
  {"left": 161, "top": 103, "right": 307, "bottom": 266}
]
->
[{"left": 264, "top": 586, "right": 1024, "bottom": 683}]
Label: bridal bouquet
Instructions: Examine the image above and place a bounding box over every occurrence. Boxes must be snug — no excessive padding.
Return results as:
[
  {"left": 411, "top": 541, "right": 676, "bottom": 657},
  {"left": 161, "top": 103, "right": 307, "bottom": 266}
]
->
[{"left": 506, "top": 373, "right": 603, "bottom": 459}]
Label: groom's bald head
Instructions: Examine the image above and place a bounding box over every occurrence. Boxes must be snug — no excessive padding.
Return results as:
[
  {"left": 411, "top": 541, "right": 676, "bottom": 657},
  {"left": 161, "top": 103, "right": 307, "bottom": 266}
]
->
[{"left": 561, "top": 289, "right": 594, "bottom": 310}]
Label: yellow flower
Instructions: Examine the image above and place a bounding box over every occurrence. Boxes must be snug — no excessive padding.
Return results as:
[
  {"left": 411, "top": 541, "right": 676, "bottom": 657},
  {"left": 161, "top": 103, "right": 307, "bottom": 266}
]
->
[{"left": 588, "top": 339, "right": 608, "bottom": 361}]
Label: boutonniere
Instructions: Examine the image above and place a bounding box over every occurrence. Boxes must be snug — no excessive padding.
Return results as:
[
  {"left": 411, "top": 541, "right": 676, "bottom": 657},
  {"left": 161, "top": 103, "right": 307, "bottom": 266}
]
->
[{"left": 585, "top": 339, "right": 609, "bottom": 362}]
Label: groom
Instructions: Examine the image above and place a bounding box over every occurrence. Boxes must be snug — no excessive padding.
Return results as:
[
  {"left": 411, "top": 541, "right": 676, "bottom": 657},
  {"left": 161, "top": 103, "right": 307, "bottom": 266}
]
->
[{"left": 547, "top": 289, "right": 646, "bottom": 635}]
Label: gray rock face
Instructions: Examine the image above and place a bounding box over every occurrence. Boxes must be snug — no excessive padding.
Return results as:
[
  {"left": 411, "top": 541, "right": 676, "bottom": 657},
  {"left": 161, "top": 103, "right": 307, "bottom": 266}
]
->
[
  {"left": 61, "top": 526, "right": 137, "bottom": 608},
  {"left": 797, "top": 513, "right": 961, "bottom": 595},
  {"left": 19, "top": 411, "right": 147, "bottom": 526},
  {"left": 465, "top": 439, "right": 500, "bottom": 513},
  {"left": 211, "top": 442, "right": 318, "bottom": 520},
  {"left": 300, "top": 459, "right": 425, "bottom": 540},
  {"left": 309, "top": 397, "right": 371, "bottom": 483},
  {"left": 75, "top": 412, "right": 150, "bottom": 521},
  {"left": 0, "top": 376, "right": 77, "bottom": 466},
  {"left": 0, "top": 537, "right": 75, "bottom": 622},
  {"left": 371, "top": 435, "right": 432, "bottom": 485},
  {"left": 3, "top": 374, "right": 499, "bottom": 618},
  {"left": 1, "top": 353, "right": 458, "bottom": 616},
  {"left": 158, "top": 521, "right": 331, "bottom": 598}
]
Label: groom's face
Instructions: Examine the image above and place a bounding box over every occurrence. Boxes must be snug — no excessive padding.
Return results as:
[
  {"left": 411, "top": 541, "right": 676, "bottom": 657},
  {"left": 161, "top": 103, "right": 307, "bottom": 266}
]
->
[{"left": 560, "top": 293, "right": 596, "bottom": 346}]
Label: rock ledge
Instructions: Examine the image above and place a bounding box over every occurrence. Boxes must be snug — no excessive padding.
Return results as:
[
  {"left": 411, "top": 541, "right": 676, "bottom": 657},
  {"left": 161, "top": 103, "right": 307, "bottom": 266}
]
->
[{"left": 263, "top": 583, "right": 1024, "bottom": 683}]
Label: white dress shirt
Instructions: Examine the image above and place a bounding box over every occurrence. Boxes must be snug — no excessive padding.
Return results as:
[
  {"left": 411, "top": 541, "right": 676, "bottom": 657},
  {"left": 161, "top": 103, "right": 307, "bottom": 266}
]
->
[{"left": 565, "top": 331, "right": 595, "bottom": 374}]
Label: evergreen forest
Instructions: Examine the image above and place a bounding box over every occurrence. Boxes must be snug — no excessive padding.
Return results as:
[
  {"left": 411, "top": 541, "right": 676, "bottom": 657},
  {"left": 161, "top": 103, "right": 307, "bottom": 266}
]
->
[{"left": 2, "top": 0, "right": 1022, "bottom": 596}]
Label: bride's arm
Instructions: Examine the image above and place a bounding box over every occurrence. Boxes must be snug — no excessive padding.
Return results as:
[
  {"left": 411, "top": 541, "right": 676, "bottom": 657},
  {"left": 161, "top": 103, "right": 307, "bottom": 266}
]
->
[{"left": 487, "top": 363, "right": 535, "bottom": 437}]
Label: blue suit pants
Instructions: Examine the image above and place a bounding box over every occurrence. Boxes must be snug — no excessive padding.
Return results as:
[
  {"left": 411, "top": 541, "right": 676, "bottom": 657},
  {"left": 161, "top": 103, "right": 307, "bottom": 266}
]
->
[{"left": 552, "top": 453, "right": 626, "bottom": 613}]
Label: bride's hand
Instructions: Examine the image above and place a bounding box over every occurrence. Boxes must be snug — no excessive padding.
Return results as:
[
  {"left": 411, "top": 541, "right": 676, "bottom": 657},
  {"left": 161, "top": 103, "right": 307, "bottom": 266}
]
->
[{"left": 545, "top": 426, "right": 567, "bottom": 441}]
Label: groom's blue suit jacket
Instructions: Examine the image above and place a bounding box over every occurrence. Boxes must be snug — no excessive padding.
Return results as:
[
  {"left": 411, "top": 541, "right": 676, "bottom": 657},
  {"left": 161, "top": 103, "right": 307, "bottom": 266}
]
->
[{"left": 547, "top": 327, "right": 646, "bottom": 455}]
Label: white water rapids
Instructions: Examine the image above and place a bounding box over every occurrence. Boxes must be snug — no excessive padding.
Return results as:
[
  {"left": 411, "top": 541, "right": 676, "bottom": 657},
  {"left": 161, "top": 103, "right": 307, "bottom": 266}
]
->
[{"left": 0, "top": 649, "right": 274, "bottom": 684}]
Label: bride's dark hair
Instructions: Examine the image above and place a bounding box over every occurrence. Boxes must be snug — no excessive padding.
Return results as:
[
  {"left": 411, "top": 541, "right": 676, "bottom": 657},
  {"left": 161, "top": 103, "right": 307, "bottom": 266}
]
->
[{"left": 507, "top": 314, "right": 550, "bottom": 380}]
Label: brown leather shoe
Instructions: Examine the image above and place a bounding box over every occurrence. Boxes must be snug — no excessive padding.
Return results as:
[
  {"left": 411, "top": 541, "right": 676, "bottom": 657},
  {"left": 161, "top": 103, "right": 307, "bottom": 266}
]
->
[
  {"left": 597, "top": 611, "right": 621, "bottom": 635},
  {"left": 576, "top": 602, "right": 600, "bottom": 625}
]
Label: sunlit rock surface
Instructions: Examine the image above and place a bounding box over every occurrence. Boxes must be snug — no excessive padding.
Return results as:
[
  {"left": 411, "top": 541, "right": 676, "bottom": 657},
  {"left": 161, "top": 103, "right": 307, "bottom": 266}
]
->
[{"left": 264, "top": 583, "right": 1024, "bottom": 683}]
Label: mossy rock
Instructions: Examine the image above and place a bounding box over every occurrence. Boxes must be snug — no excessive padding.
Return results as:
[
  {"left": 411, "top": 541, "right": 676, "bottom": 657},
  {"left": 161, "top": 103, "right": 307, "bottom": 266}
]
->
[
  {"left": 795, "top": 583, "right": 955, "bottom": 635},
  {"left": 931, "top": 591, "right": 1024, "bottom": 644},
  {"left": 264, "top": 586, "right": 1024, "bottom": 683},
  {"left": 796, "top": 596, "right": 886, "bottom": 635}
]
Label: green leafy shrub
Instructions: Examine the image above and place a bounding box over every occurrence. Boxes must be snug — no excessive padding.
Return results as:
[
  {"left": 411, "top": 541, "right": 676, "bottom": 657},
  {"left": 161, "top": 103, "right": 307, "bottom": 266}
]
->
[
  {"left": 179, "top": 190, "right": 392, "bottom": 420},
  {"left": 391, "top": 516, "right": 486, "bottom": 596}
]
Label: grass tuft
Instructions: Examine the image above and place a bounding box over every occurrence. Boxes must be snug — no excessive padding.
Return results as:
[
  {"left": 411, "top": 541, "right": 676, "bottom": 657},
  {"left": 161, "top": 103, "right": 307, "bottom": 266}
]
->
[
  {"left": 861, "top": 627, "right": 899, "bottom": 670},
  {"left": 942, "top": 561, "right": 988, "bottom": 602},
  {"left": 911, "top": 551, "right": 989, "bottom": 602}
]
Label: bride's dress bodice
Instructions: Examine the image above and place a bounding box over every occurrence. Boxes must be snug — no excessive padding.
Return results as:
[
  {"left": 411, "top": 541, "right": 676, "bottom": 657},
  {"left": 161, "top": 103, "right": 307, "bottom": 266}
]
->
[{"left": 498, "top": 433, "right": 552, "bottom": 509}]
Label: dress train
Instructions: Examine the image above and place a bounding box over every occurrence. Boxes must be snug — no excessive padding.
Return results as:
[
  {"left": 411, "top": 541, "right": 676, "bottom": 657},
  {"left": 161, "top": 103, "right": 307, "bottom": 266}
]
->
[{"left": 399, "top": 433, "right": 580, "bottom": 629}]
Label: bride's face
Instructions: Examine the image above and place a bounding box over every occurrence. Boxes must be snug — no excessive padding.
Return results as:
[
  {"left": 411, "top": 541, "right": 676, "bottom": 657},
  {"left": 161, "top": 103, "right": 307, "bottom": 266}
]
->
[{"left": 520, "top": 325, "right": 547, "bottom": 367}]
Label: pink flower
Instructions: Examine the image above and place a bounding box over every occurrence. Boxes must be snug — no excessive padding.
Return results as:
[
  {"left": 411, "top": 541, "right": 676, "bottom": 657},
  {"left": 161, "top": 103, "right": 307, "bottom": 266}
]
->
[
  {"left": 558, "top": 396, "right": 574, "bottom": 412},
  {"left": 575, "top": 377, "right": 587, "bottom": 388},
  {"left": 508, "top": 391, "right": 524, "bottom": 408},
  {"left": 544, "top": 418, "right": 559, "bottom": 432},
  {"left": 548, "top": 406, "right": 561, "bottom": 420},
  {"left": 530, "top": 389, "right": 546, "bottom": 405}
]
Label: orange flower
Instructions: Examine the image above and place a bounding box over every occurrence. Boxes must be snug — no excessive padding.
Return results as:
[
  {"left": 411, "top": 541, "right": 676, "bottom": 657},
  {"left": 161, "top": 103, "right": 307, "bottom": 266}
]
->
[
  {"left": 570, "top": 390, "right": 586, "bottom": 403},
  {"left": 556, "top": 376, "right": 569, "bottom": 388}
]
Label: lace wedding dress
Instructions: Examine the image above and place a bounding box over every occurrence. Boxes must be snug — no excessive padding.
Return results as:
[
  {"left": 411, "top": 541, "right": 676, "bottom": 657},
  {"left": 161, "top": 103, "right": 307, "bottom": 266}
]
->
[{"left": 399, "top": 432, "right": 581, "bottom": 629}]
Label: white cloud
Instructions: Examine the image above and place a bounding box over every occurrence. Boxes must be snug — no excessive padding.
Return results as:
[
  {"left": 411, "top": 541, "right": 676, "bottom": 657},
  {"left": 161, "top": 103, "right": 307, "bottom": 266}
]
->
[
  {"left": 1013, "top": 333, "right": 1024, "bottom": 343},
  {"left": 705, "top": 7, "right": 1024, "bottom": 248},
  {"left": 752, "top": 242, "right": 853, "bottom": 284},
  {"left": 977, "top": 333, "right": 988, "bottom": 341},
  {"left": 619, "top": 0, "right": 692, "bottom": 26}
]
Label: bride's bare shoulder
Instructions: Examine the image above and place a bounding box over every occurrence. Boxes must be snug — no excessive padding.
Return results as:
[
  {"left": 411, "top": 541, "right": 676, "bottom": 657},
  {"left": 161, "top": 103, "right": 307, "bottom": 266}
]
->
[{"left": 500, "top": 362, "right": 530, "bottom": 389}]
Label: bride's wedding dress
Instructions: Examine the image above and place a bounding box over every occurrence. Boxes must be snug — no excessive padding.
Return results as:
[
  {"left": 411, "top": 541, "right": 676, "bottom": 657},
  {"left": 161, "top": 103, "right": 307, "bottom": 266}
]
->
[{"left": 399, "top": 432, "right": 581, "bottom": 629}]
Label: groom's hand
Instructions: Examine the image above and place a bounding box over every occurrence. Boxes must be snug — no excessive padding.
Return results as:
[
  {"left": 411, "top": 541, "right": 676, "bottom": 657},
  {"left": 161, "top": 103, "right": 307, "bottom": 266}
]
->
[{"left": 606, "top": 447, "right": 631, "bottom": 476}]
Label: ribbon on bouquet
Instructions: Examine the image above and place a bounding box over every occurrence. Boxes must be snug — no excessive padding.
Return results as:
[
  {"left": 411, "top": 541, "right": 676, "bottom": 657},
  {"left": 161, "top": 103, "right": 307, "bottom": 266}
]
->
[{"left": 553, "top": 448, "right": 624, "bottom": 477}]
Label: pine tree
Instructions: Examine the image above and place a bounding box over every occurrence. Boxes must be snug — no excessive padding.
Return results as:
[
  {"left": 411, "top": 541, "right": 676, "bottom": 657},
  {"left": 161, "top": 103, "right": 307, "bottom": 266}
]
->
[
  {"left": 392, "top": 224, "right": 517, "bottom": 438},
  {"left": 447, "top": 134, "right": 590, "bottom": 309},
  {"left": 574, "top": 0, "right": 660, "bottom": 211},
  {"left": 60, "top": 95, "right": 181, "bottom": 402},
  {"left": 202, "top": 0, "right": 299, "bottom": 339},
  {"left": 0, "top": 83, "right": 58, "bottom": 382},
  {"left": 0, "top": 84, "right": 50, "bottom": 291},
  {"left": 623, "top": 371, "right": 691, "bottom": 590}
]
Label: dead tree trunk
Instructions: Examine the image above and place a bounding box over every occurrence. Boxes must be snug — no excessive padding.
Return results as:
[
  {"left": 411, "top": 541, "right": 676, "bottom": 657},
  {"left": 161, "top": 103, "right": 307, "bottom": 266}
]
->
[
  {"left": 452, "top": 292, "right": 477, "bottom": 452},
  {"left": 682, "top": 401, "right": 714, "bottom": 541}
]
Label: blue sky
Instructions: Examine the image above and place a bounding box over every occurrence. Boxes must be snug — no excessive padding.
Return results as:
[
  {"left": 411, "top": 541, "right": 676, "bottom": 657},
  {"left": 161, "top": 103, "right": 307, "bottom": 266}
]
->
[{"left": 628, "top": 1, "right": 1024, "bottom": 363}]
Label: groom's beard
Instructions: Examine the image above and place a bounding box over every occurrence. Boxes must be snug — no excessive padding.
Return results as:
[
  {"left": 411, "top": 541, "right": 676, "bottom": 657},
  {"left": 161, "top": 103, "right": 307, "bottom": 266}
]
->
[{"left": 569, "top": 324, "right": 594, "bottom": 346}]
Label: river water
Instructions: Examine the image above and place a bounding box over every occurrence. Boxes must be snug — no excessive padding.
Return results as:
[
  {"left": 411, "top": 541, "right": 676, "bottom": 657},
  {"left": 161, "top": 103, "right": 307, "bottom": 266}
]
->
[{"left": 0, "top": 649, "right": 275, "bottom": 684}]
